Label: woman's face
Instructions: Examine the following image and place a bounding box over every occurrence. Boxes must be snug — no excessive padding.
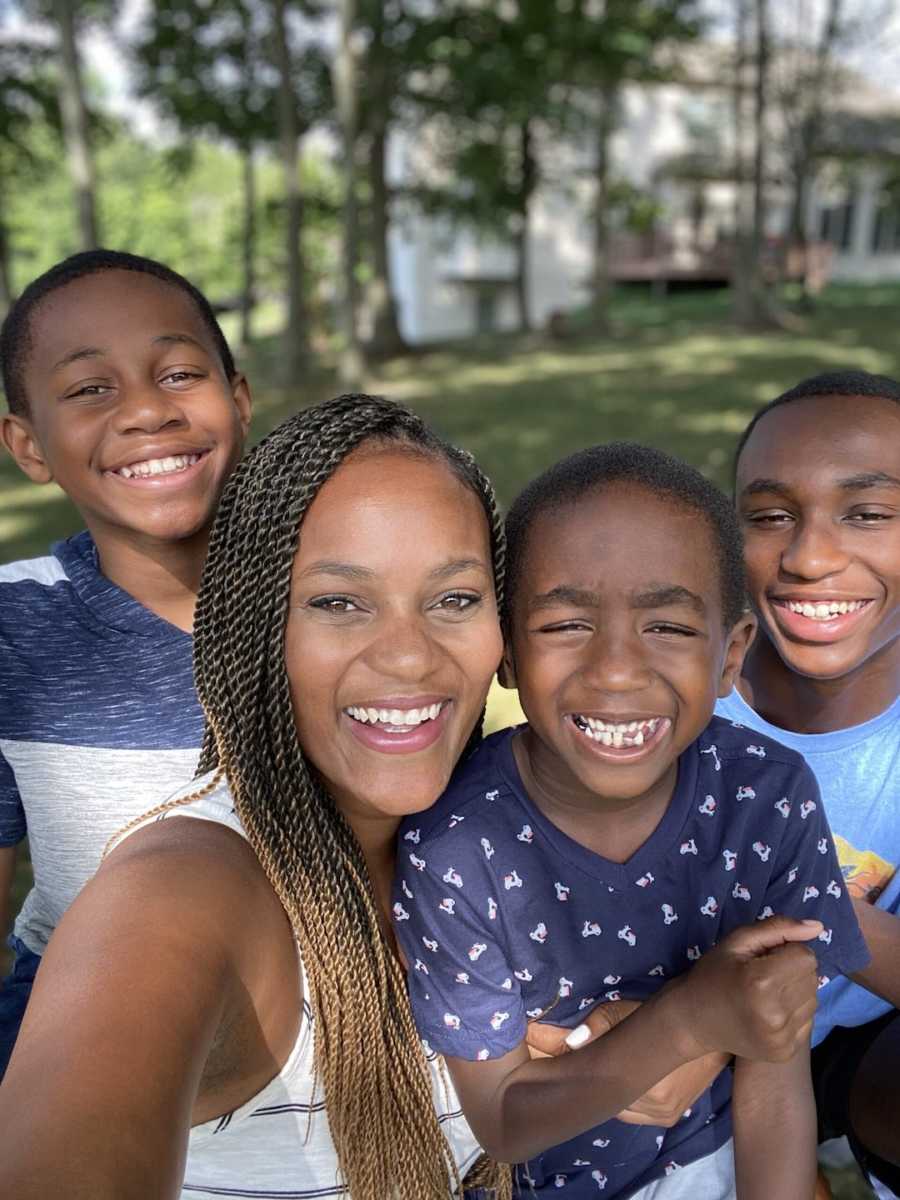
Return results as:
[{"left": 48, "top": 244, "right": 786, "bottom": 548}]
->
[{"left": 285, "top": 445, "right": 502, "bottom": 828}]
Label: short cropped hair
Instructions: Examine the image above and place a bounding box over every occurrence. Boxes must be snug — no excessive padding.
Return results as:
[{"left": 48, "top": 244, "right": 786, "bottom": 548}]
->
[
  {"left": 0, "top": 249, "right": 236, "bottom": 416},
  {"left": 505, "top": 441, "right": 747, "bottom": 629},
  {"left": 734, "top": 369, "right": 900, "bottom": 477}
]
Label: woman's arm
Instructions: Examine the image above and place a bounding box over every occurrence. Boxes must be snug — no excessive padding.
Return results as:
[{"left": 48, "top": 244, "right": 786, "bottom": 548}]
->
[
  {"left": 527, "top": 999, "right": 731, "bottom": 1127},
  {"left": 732, "top": 1047, "right": 817, "bottom": 1200},
  {"left": 448, "top": 916, "right": 820, "bottom": 1163},
  {"left": 0, "top": 818, "right": 298, "bottom": 1200}
]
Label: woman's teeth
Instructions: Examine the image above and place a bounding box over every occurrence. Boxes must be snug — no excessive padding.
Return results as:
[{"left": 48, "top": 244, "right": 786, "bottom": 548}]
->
[
  {"left": 784, "top": 599, "right": 868, "bottom": 620},
  {"left": 346, "top": 703, "right": 444, "bottom": 730},
  {"left": 115, "top": 453, "right": 201, "bottom": 479},
  {"left": 572, "top": 715, "right": 662, "bottom": 747}
]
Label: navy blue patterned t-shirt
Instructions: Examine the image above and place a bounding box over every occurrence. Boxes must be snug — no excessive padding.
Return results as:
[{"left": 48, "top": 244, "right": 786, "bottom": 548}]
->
[{"left": 393, "top": 719, "right": 870, "bottom": 1199}]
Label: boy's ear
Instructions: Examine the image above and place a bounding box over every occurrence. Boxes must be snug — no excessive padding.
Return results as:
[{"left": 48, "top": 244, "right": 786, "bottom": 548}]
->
[
  {"left": 497, "top": 640, "right": 518, "bottom": 690},
  {"left": 0, "top": 415, "right": 53, "bottom": 484},
  {"left": 718, "top": 610, "right": 757, "bottom": 698},
  {"left": 231, "top": 373, "right": 252, "bottom": 436}
]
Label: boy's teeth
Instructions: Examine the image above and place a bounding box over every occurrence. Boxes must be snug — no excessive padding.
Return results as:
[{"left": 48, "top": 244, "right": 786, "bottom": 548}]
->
[
  {"left": 117, "top": 453, "right": 200, "bottom": 479},
  {"left": 573, "top": 715, "right": 660, "bottom": 746},
  {"left": 346, "top": 702, "right": 443, "bottom": 729},
  {"left": 785, "top": 599, "right": 866, "bottom": 620}
]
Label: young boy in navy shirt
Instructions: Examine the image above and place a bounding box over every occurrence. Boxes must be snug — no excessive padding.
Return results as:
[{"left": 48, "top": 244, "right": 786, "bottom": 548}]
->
[
  {"left": 394, "top": 443, "right": 868, "bottom": 1199},
  {"left": 719, "top": 370, "right": 900, "bottom": 1195},
  {"left": 0, "top": 250, "right": 251, "bottom": 1076}
]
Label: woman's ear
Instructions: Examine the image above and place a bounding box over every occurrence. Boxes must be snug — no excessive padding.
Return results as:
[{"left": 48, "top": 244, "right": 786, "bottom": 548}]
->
[
  {"left": 497, "top": 641, "right": 517, "bottom": 690},
  {"left": 718, "top": 611, "right": 757, "bottom": 698}
]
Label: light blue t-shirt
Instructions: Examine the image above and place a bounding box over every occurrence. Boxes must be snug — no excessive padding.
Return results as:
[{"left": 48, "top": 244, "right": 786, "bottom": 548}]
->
[{"left": 717, "top": 688, "right": 900, "bottom": 1043}]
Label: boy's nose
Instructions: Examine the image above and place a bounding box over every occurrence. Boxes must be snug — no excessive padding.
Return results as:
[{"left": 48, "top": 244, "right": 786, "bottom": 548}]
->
[
  {"left": 111, "top": 385, "right": 188, "bottom": 435},
  {"left": 779, "top": 517, "right": 850, "bottom": 580},
  {"left": 579, "top": 631, "right": 652, "bottom": 693}
]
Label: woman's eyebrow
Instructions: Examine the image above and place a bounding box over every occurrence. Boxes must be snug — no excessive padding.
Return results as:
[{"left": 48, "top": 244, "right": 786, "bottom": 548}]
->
[
  {"left": 295, "top": 561, "right": 375, "bottom": 582},
  {"left": 428, "top": 558, "right": 491, "bottom": 581},
  {"left": 294, "top": 558, "right": 489, "bottom": 583}
]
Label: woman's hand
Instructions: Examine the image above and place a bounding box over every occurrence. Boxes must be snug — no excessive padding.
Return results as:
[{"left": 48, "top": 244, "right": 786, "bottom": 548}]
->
[{"left": 526, "top": 1001, "right": 730, "bottom": 1127}]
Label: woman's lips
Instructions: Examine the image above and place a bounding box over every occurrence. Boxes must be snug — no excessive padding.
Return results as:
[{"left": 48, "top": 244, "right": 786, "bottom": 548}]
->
[
  {"left": 768, "top": 598, "right": 873, "bottom": 644},
  {"left": 343, "top": 700, "right": 451, "bottom": 755}
]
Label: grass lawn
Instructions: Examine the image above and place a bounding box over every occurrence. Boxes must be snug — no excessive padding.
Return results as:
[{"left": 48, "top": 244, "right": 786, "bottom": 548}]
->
[{"left": 3, "top": 283, "right": 894, "bottom": 1196}]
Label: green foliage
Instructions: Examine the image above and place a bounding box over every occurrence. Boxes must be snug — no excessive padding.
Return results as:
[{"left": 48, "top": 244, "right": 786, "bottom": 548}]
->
[{"left": 4, "top": 123, "right": 339, "bottom": 304}]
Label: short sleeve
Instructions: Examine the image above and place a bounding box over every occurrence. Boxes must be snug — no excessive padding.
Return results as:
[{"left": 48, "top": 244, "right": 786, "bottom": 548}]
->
[
  {"left": 760, "top": 764, "right": 870, "bottom": 987},
  {"left": 0, "top": 749, "right": 26, "bottom": 846},
  {"left": 393, "top": 836, "right": 526, "bottom": 1062}
]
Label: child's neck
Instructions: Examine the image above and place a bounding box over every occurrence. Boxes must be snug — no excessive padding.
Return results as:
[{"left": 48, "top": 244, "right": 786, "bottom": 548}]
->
[
  {"left": 513, "top": 729, "right": 677, "bottom": 865},
  {"left": 740, "top": 634, "right": 899, "bottom": 734},
  {"left": 91, "top": 527, "right": 209, "bottom": 633}
]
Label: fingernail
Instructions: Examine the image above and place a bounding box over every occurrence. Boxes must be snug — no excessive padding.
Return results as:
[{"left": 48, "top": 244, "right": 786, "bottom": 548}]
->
[{"left": 565, "top": 1023, "right": 591, "bottom": 1049}]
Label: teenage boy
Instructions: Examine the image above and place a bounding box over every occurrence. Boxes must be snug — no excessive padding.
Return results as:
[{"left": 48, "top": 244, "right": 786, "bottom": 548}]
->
[
  {"left": 394, "top": 442, "right": 868, "bottom": 1199},
  {"left": 719, "top": 370, "right": 900, "bottom": 1195},
  {"left": 0, "top": 250, "right": 251, "bottom": 1075}
]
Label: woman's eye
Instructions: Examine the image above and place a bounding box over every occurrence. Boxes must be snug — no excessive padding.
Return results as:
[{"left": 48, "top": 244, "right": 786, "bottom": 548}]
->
[
  {"left": 435, "top": 591, "right": 480, "bottom": 613},
  {"left": 308, "top": 596, "right": 360, "bottom": 614}
]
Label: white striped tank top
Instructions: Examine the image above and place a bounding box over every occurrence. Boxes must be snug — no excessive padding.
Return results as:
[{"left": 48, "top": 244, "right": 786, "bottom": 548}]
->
[{"left": 113, "top": 772, "right": 482, "bottom": 1199}]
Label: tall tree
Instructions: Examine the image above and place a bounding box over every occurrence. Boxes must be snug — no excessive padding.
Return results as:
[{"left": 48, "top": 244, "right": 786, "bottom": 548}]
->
[
  {"left": 51, "top": 0, "right": 100, "bottom": 247},
  {"left": 132, "top": 1, "right": 281, "bottom": 348},
  {"left": 333, "top": 0, "right": 365, "bottom": 385},
  {"left": 565, "top": 0, "right": 701, "bottom": 326},
  {"left": 0, "top": 40, "right": 60, "bottom": 310},
  {"left": 272, "top": 0, "right": 309, "bottom": 377}
]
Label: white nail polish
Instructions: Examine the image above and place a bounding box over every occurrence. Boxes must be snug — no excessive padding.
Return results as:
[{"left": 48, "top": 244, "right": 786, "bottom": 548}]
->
[{"left": 565, "top": 1023, "right": 591, "bottom": 1049}]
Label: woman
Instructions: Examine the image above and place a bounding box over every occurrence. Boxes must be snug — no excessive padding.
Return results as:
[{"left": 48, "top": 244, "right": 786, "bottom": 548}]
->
[{"left": 0, "top": 394, "right": 506, "bottom": 1199}]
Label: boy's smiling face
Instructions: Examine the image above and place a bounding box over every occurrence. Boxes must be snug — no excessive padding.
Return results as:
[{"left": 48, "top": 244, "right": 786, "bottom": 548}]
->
[
  {"left": 503, "top": 483, "right": 753, "bottom": 813},
  {"left": 1, "top": 269, "right": 250, "bottom": 551},
  {"left": 737, "top": 394, "right": 900, "bottom": 684}
]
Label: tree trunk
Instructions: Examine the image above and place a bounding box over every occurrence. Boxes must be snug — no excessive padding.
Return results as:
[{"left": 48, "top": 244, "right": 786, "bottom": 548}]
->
[
  {"left": 334, "top": 0, "right": 365, "bottom": 389},
  {"left": 786, "top": 0, "right": 842, "bottom": 305},
  {"left": 0, "top": 209, "right": 12, "bottom": 315},
  {"left": 53, "top": 0, "right": 99, "bottom": 249},
  {"left": 749, "top": 0, "right": 769, "bottom": 308},
  {"left": 513, "top": 119, "right": 536, "bottom": 334},
  {"left": 731, "top": 0, "right": 753, "bottom": 323},
  {"left": 273, "top": 0, "right": 307, "bottom": 379},
  {"left": 591, "top": 86, "right": 616, "bottom": 330},
  {"left": 367, "top": 123, "right": 406, "bottom": 359},
  {"left": 239, "top": 142, "right": 256, "bottom": 350}
]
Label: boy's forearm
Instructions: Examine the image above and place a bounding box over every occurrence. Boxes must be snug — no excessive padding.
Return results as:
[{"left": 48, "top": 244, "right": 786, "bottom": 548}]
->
[
  {"left": 732, "top": 1052, "right": 816, "bottom": 1200},
  {"left": 850, "top": 901, "right": 900, "bottom": 1007},
  {"left": 460, "top": 986, "right": 697, "bottom": 1163}
]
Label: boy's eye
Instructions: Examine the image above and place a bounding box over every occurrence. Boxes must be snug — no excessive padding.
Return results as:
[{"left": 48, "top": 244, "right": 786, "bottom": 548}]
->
[
  {"left": 64, "top": 382, "right": 112, "bottom": 399},
  {"left": 307, "top": 595, "right": 361, "bottom": 615},
  {"left": 160, "top": 369, "right": 204, "bottom": 386},
  {"left": 646, "top": 622, "right": 697, "bottom": 637},
  {"left": 743, "top": 509, "right": 794, "bottom": 526},
  {"left": 846, "top": 509, "right": 894, "bottom": 524},
  {"left": 536, "top": 620, "right": 592, "bottom": 634}
]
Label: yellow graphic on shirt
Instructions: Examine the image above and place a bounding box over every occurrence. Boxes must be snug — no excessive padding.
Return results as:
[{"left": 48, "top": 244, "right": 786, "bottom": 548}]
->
[{"left": 833, "top": 834, "right": 896, "bottom": 903}]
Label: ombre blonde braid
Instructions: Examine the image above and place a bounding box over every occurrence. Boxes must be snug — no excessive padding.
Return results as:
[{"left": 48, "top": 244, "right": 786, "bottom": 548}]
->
[{"left": 192, "top": 395, "right": 510, "bottom": 1199}]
